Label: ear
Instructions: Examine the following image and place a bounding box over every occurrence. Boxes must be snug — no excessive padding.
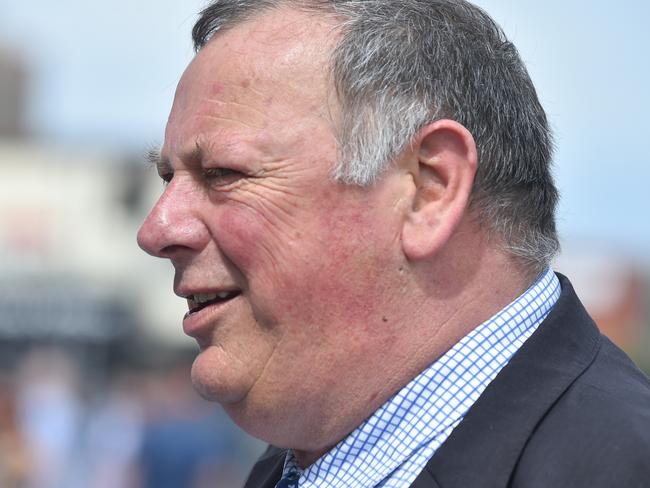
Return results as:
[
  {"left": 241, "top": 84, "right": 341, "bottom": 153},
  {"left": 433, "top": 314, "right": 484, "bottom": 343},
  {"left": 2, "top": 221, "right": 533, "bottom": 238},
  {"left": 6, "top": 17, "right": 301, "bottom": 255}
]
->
[{"left": 401, "top": 119, "right": 477, "bottom": 261}]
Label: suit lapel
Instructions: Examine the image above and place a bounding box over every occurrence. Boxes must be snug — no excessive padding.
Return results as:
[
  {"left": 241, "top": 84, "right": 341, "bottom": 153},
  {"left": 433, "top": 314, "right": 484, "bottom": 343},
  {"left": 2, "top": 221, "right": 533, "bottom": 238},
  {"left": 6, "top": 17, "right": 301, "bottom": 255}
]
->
[
  {"left": 409, "top": 465, "right": 443, "bottom": 488},
  {"left": 420, "top": 274, "right": 601, "bottom": 488}
]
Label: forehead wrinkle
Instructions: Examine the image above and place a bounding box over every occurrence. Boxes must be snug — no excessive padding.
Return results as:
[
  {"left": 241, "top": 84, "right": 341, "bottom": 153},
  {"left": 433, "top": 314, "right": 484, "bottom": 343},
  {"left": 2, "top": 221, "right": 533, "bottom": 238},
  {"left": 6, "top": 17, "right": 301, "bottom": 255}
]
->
[
  {"left": 196, "top": 113, "right": 262, "bottom": 131},
  {"left": 195, "top": 70, "right": 327, "bottom": 127},
  {"left": 202, "top": 97, "right": 272, "bottom": 125}
]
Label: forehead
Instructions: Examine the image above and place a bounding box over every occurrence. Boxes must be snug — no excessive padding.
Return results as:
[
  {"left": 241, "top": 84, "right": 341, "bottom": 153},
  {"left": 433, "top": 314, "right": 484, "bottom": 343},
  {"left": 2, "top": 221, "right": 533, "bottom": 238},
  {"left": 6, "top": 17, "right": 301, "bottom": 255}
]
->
[{"left": 164, "top": 8, "right": 340, "bottom": 154}]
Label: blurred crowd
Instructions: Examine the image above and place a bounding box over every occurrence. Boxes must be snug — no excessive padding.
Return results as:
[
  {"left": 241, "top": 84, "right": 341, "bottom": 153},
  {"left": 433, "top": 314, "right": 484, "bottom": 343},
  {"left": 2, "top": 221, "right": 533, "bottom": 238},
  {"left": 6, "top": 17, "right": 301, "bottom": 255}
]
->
[{"left": 0, "top": 345, "right": 262, "bottom": 488}]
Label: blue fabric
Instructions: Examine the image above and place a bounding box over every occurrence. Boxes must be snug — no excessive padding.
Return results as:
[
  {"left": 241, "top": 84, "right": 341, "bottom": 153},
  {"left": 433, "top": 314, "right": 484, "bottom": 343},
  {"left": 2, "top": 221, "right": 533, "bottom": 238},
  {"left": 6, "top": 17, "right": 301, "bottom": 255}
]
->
[
  {"left": 275, "top": 465, "right": 301, "bottom": 488},
  {"left": 278, "top": 269, "right": 561, "bottom": 488}
]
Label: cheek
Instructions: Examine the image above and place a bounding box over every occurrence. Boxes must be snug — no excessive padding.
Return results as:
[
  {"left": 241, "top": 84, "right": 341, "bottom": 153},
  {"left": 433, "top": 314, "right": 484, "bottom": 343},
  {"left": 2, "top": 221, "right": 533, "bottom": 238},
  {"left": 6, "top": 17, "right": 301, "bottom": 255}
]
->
[
  {"left": 212, "top": 199, "right": 399, "bottom": 329},
  {"left": 285, "top": 212, "right": 398, "bottom": 327},
  {"left": 211, "top": 206, "right": 260, "bottom": 270},
  {"left": 209, "top": 203, "right": 316, "bottom": 317},
  {"left": 211, "top": 203, "right": 303, "bottom": 270}
]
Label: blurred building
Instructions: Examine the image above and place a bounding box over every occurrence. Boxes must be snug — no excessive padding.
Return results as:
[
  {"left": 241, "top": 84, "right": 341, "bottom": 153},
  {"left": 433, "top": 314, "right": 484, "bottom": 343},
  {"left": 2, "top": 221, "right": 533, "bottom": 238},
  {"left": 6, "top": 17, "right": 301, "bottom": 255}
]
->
[
  {"left": 0, "top": 143, "right": 190, "bottom": 354},
  {"left": 0, "top": 140, "right": 183, "bottom": 350},
  {"left": 555, "top": 247, "right": 650, "bottom": 371}
]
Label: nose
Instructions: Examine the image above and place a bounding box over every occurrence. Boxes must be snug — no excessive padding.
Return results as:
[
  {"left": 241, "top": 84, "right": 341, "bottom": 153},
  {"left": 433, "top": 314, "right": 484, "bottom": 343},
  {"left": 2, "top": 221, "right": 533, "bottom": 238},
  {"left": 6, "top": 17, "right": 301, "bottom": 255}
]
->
[{"left": 137, "top": 178, "right": 209, "bottom": 259}]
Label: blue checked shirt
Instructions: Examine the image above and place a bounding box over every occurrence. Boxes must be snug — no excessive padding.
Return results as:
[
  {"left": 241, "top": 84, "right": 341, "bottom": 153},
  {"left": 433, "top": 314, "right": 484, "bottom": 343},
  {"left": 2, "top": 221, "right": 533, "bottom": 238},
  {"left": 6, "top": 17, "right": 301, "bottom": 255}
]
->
[{"left": 277, "top": 269, "right": 561, "bottom": 488}]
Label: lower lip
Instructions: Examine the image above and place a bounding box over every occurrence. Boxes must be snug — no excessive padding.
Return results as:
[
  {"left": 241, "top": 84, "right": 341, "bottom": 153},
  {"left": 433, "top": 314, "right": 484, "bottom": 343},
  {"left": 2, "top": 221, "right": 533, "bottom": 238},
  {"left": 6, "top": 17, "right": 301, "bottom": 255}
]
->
[{"left": 182, "top": 295, "right": 240, "bottom": 341}]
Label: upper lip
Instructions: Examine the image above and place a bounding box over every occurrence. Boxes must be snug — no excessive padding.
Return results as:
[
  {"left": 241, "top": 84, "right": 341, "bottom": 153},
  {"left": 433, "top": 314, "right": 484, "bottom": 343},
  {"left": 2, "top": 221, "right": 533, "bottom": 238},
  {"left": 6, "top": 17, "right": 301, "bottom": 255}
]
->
[{"left": 174, "top": 286, "right": 241, "bottom": 300}]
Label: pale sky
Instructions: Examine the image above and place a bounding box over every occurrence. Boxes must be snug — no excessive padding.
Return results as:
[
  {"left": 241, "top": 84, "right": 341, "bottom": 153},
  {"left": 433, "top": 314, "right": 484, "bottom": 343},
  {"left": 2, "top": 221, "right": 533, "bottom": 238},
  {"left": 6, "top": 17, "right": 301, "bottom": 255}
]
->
[{"left": 1, "top": 0, "right": 649, "bottom": 260}]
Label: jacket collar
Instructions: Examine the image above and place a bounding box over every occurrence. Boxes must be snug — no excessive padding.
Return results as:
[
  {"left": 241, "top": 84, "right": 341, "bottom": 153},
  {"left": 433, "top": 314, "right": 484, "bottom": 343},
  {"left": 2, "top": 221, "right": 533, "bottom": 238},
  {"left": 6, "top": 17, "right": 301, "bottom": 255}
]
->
[{"left": 418, "top": 274, "right": 600, "bottom": 487}]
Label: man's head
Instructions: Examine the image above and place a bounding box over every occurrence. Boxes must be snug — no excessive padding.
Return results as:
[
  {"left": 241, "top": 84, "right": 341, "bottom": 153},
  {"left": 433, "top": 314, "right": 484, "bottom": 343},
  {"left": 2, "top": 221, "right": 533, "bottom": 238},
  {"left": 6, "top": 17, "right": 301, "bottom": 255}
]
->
[
  {"left": 137, "top": 0, "right": 558, "bottom": 461},
  {"left": 193, "top": 0, "right": 559, "bottom": 273}
]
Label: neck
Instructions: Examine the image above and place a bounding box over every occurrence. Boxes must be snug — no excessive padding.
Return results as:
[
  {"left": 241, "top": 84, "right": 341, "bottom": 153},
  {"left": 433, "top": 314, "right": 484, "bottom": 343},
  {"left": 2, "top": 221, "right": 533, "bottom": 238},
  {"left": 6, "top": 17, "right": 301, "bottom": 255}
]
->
[
  {"left": 294, "top": 447, "right": 330, "bottom": 469},
  {"left": 290, "top": 251, "right": 532, "bottom": 469},
  {"left": 294, "top": 247, "right": 540, "bottom": 469}
]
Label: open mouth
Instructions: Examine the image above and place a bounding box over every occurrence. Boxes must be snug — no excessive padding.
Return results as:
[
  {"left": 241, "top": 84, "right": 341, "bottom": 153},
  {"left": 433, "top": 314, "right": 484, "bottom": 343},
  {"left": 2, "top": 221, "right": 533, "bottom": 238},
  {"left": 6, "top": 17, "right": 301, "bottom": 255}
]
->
[{"left": 186, "top": 291, "right": 241, "bottom": 315}]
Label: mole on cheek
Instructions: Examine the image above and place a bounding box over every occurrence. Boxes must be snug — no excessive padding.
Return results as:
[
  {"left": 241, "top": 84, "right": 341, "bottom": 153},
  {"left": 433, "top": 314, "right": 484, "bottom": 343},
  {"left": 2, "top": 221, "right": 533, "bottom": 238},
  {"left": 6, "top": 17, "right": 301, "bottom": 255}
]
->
[{"left": 240, "top": 79, "right": 251, "bottom": 88}]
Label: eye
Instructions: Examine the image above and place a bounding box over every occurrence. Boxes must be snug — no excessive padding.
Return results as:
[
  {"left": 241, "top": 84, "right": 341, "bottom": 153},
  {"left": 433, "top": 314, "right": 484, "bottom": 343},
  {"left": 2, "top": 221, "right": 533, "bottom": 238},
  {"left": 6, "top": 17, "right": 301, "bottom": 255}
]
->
[
  {"left": 159, "top": 171, "right": 174, "bottom": 186},
  {"left": 202, "top": 167, "right": 244, "bottom": 186}
]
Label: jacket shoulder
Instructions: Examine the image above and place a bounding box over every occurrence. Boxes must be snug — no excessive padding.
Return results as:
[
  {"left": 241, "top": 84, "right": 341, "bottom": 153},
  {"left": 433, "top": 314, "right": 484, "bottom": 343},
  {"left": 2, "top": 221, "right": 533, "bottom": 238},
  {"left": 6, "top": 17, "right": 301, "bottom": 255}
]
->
[{"left": 511, "top": 336, "right": 650, "bottom": 487}]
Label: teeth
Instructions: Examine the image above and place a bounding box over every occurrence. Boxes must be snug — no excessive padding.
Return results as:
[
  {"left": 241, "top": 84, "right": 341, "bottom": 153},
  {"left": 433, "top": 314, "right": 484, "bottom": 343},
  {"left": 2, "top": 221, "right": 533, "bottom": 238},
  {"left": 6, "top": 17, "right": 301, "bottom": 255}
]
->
[
  {"left": 194, "top": 293, "right": 218, "bottom": 304},
  {"left": 191, "top": 291, "right": 234, "bottom": 304}
]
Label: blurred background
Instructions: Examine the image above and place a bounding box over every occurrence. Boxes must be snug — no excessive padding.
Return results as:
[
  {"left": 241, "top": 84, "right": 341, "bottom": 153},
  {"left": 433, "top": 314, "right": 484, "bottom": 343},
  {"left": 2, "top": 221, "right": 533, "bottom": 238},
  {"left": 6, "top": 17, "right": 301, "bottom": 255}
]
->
[{"left": 0, "top": 0, "right": 648, "bottom": 487}]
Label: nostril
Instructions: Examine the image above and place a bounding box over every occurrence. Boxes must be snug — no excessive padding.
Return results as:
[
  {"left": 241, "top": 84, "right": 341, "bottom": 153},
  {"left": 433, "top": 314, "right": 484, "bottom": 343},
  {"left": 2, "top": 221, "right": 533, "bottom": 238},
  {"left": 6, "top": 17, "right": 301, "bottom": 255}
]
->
[{"left": 159, "top": 244, "right": 193, "bottom": 259}]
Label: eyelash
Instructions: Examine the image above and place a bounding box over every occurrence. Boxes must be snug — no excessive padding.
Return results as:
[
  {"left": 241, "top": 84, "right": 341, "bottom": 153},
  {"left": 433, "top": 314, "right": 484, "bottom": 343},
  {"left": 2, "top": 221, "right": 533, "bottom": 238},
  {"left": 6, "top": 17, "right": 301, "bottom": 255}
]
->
[
  {"left": 157, "top": 167, "right": 244, "bottom": 187},
  {"left": 202, "top": 167, "right": 244, "bottom": 185}
]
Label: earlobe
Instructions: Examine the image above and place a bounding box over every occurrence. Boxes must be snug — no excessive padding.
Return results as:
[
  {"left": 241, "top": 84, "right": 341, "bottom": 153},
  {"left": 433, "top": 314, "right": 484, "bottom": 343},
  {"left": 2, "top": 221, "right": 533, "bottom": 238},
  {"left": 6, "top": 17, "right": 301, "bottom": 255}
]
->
[{"left": 401, "top": 120, "right": 478, "bottom": 261}]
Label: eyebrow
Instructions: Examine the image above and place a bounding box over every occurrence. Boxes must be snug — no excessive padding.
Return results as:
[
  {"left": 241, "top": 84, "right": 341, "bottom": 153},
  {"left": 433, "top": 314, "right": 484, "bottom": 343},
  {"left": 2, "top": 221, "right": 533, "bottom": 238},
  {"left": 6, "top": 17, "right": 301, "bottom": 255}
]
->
[{"left": 145, "top": 146, "right": 172, "bottom": 175}]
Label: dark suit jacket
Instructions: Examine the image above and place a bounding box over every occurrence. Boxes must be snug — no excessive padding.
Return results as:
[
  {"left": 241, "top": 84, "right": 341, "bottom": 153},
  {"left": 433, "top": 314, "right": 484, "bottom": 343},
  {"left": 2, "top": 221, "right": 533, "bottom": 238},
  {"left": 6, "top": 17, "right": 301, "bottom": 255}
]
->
[{"left": 244, "top": 275, "right": 650, "bottom": 487}]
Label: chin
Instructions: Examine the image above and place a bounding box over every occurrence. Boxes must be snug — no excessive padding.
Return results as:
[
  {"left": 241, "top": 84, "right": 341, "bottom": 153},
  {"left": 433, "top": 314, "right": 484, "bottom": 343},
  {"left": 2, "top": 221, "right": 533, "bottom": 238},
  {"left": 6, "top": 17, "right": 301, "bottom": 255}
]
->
[{"left": 190, "top": 347, "right": 250, "bottom": 404}]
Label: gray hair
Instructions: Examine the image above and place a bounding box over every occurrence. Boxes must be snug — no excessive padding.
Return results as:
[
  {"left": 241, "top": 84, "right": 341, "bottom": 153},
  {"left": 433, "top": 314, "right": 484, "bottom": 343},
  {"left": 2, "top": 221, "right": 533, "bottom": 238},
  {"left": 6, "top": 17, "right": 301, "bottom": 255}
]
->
[{"left": 192, "top": 0, "right": 560, "bottom": 274}]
